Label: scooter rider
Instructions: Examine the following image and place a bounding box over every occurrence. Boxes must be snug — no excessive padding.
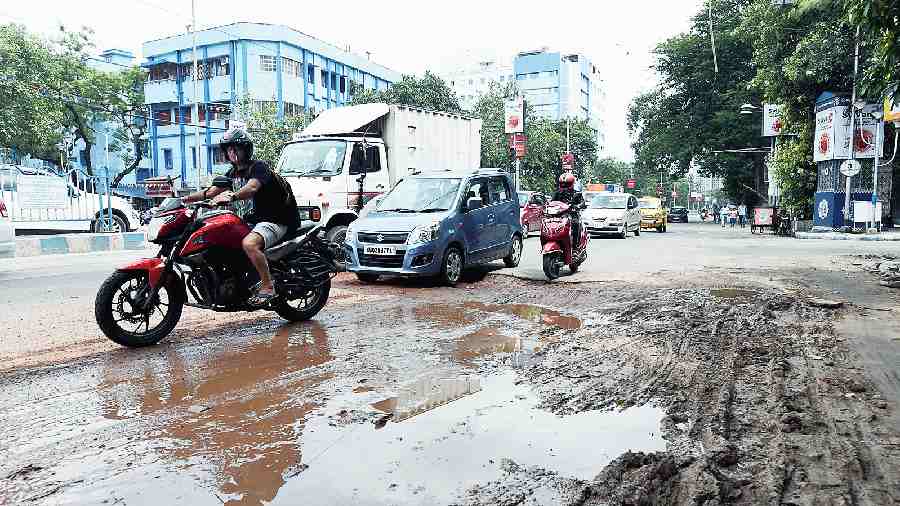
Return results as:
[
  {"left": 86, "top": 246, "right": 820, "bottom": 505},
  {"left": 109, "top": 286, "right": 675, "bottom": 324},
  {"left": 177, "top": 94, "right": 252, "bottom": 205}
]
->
[
  {"left": 552, "top": 172, "right": 585, "bottom": 247},
  {"left": 182, "top": 126, "right": 300, "bottom": 306}
]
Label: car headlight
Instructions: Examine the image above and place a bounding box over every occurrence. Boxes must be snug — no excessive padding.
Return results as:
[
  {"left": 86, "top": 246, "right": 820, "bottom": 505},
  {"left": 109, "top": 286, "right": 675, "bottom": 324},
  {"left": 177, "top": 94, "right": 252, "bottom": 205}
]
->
[{"left": 407, "top": 222, "right": 441, "bottom": 246}]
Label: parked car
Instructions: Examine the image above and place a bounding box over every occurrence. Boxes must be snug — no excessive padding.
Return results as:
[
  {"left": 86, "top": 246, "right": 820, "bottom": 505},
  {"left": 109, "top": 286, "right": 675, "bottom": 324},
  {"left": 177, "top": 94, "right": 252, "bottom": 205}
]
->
[
  {"left": 518, "top": 191, "right": 547, "bottom": 236},
  {"left": 0, "top": 198, "right": 14, "bottom": 258},
  {"left": 344, "top": 169, "right": 524, "bottom": 286},
  {"left": 639, "top": 197, "right": 668, "bottom": 233},
  {"left": 584, "top": 192, "right": 641, "bottom": 239},
  {"left": 669, "top": 206, "right": 689, "bottom": 223}
]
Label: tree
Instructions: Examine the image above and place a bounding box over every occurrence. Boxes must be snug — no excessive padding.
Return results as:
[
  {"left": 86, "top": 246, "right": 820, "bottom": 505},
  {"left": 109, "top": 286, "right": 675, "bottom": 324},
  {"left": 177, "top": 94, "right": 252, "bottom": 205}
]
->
[
  {"left": 470, "top": 82, "right": 518, "bottom": 170},
  {"left": 843, "top": 0, "right": 900, "bottom": 100},
  {"left": 627, "top": 0, "right": 767, "bottom": 207},
  {"left": 109, "top": 67, "right": 150, "bottom": 186},
  {"left": 349, "top": 71, "right": 462, "bottom": 113},
  {"left": 0, "top": 24, "right": 66, "bottom": 164},
  {"left": 233, "top": 96, "right": 314, "bottom": 168}
]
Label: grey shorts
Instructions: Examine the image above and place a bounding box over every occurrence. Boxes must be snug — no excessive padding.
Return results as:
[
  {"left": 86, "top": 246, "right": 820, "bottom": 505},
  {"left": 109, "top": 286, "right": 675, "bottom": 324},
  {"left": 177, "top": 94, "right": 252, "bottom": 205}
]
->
[{"left": 250, "top": 222, "right": 288, "bottom": 248}]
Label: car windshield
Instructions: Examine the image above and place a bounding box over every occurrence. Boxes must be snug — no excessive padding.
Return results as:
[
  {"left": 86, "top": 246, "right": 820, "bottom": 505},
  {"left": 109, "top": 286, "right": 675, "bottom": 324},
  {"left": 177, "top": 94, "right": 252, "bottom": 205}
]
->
[
  {"left": 276, "top": 140, "right": 347, "bottom": 176},
  {"left": 639, "top": 201, "right": 660, "bottom": 209},
  {"left": 375, "top": 178, "right": 462, "bottom": 213},
  {"left": 589, "top": 194, "right": 628, "bottom": 209}
]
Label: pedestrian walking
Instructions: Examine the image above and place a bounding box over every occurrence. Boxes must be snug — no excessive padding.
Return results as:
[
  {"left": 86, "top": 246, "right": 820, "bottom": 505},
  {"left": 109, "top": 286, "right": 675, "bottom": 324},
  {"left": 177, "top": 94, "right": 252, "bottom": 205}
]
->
[
  {"left": 720, "top": 205, "right": 728, "bottom": 227},
  {"left": 729, "top": 206, "right": 738, "bottom": 228},
  {"left": 713, "top": 204, "right": 721, "bottom": 224},
  {"left": 738, "top": 203, "right": 747, "bottom": 229}
]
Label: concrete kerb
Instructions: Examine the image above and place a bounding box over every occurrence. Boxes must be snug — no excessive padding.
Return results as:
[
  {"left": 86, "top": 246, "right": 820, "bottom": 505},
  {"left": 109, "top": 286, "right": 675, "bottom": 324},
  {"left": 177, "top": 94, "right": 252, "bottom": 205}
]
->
[
  {"left": 794, "top": 232, "right": 900, "bottom": 242},
  {"left": 12, "top": 232, "right": 148, "bottom": 258}
]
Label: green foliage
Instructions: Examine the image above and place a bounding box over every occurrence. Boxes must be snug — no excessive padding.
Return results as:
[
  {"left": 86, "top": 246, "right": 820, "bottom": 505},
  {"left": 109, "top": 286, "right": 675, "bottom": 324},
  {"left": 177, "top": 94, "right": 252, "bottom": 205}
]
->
[
  {"left": 627, "top": 0, "right": 766, "bottom": 206},
  {"left": 350, "top": 71, "right": 462, "bottom": 113},
  {"left": 843, "top": 0, "right": 900, "bottom": 99},
  {"left": 233, "top": 96, "right": 313, "bottom": 168}
]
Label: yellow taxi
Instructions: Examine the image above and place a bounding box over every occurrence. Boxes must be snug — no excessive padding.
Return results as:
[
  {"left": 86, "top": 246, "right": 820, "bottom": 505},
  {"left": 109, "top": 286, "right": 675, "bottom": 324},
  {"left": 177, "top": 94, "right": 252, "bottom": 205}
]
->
[{"left": 638, "top": 197, "right": 668, "bottom": 233}]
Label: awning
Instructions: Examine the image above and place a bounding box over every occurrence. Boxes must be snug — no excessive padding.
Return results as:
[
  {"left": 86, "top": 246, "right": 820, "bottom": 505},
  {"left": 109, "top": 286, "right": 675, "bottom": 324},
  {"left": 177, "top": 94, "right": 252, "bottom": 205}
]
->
[
  {"left": 141, "top": 57, "right": 178, "bottom": 68},
  {"left": 301, "top": 103, "right": 390, "bottom": 136}
]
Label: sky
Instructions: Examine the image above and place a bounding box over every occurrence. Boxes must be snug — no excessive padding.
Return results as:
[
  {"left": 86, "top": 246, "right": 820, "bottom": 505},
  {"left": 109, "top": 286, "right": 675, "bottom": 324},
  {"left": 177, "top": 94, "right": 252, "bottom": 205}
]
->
[{"left": 2, "top": 0, "right": 701, "bottom": 161}]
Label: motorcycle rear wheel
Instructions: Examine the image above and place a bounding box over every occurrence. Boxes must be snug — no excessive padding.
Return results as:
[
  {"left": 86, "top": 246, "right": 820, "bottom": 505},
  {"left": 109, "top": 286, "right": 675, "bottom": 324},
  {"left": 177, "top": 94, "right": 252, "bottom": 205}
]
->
[
  {"left": 543, "top": 253, "right": 563, "bottom": 280},
  {"left": 274, "top": 279, "right": 331, "bottom": 322},
  {"left": 95, "top": 270, "right": 184, "bottom": 347}
]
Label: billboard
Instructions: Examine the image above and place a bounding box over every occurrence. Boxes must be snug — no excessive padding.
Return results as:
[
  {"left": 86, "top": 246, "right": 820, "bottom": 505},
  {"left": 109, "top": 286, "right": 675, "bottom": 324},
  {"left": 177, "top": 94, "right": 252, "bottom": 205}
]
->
[
  {"left": 17, "top": 175, "right": 68, "bottom": 209},
  {"left": 761, "top": 104, "right": 784, "bottom": 137},
  {"left": 813, "top": 97, "right": 881, "bottom": 161},
  {"left": 504, "top": 96, "right": 524, "bottom": 134}
]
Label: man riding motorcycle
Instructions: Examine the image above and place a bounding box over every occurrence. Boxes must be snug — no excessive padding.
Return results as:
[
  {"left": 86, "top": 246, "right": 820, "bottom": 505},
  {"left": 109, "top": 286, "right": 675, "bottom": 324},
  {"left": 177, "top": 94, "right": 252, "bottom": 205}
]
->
[
  {"left": 182, "top": 126, "right": 300, "bottom": 306},
  {"left": 551, "top": 172, "right": 585, "bottom": 247}
]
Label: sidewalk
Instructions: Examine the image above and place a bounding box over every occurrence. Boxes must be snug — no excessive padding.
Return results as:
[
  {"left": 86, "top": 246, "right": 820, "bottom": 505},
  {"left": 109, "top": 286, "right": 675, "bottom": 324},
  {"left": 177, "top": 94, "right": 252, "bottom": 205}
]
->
[
  {"left": 795, "top": 230, "right": 900, "bottom": 241},
  {"left": 9, "top": 231, "right": 148, "bottom": 258}
]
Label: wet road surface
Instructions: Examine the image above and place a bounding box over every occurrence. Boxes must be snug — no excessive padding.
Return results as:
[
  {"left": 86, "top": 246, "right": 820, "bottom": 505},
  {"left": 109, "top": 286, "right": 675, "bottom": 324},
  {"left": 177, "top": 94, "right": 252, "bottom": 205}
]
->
[{"left": 2, "top": 223, "right": 900, "bottom": 505}]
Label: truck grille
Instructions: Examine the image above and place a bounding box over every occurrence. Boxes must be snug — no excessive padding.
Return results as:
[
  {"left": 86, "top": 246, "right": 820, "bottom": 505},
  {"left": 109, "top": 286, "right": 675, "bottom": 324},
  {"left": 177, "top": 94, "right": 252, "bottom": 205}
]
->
[
  {"left": 358, "top": 232, "right": 408, "bottom": 244},
  {"left": 358, "top": 249, "right": 405, "bottom": 268}
]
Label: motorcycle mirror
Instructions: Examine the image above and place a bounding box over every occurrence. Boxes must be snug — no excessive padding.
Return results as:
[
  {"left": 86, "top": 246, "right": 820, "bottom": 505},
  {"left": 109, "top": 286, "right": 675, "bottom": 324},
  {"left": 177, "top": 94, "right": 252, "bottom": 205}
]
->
[{"left": 211, "top": 175, "right": 233, "bottom": 189}]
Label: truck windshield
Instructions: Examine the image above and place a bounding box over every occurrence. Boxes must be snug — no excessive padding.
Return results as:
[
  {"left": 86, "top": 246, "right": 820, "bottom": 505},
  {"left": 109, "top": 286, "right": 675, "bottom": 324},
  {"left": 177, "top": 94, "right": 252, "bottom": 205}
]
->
[
  {"left": 376, "top": 178, "right": 462, "bottom": 213},
  {"left": 590, "top": 195, "right": 627, "bottom": 209},
  {"left": 276, "top": 140, "right": 347, "bottom": 176}
]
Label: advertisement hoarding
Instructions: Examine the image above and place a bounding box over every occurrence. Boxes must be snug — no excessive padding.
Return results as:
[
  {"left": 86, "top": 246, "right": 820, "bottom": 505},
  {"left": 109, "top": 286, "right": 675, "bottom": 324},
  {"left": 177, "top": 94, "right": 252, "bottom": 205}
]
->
[{"left": 504, "top": 96, "right": 524, "bottom": 134}]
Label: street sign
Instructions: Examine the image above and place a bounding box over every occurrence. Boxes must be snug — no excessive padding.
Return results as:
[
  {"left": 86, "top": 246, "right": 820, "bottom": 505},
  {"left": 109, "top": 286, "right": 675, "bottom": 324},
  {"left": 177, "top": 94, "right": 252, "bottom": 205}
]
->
[
  {"left": 839, "top": 159, "right": 861, "bottom": 177},
  {"left": 508, "top": 133, "right": 527, "bottom": 159},
  {"left": 561, "top": 152, "right": 574, "bottom": 171},
  {"left": 626, "top": 179, "right": 636, "bottom": 189},
  {"left": 504, "top": 96, "right": 524, "bottom": 134}
]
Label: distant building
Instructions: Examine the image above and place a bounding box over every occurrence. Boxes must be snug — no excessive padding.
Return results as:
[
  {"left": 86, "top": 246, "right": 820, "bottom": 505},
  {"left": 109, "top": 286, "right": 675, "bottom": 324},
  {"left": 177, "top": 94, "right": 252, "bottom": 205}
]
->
[
  {"left": 141, "top": 22, "right": 401, "bottom": 187},
  {"left": 442, "top": 59, "right": 513, "bottom": 110},
  {"left": 440, "top": 48, "right": 606, "bottom": 152}
]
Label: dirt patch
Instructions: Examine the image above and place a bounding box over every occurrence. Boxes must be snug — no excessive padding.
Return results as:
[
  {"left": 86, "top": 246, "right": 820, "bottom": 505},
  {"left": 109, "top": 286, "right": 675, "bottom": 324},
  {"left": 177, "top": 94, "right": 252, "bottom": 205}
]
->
[{"left": 464, "top": 283, "right": 900, "bottom": 505}]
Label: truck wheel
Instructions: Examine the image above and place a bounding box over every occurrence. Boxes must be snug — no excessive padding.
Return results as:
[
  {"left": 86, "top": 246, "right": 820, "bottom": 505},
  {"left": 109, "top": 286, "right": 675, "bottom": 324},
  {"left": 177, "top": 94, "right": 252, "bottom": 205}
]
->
[
  {"left": 325, "top": 226, "right": 349, "bottom": 270},
  {"left": 93, "top": 214, "right": 127, "bottom": 233}
]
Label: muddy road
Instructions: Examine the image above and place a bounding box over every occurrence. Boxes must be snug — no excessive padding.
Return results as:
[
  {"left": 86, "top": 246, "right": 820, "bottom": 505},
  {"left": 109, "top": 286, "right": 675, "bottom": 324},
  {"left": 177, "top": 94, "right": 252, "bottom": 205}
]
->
[{"left": 2, "top": 224, "right": 900, "bottom": 505}]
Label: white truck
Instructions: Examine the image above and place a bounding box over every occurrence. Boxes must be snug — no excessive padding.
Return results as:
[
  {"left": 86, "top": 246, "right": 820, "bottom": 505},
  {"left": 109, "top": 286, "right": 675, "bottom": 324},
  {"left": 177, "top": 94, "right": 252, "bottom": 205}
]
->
[
  {"left": 275, "top": 103, "right": 482, "bottom": 244},
  {"left": 0, "top": 165, "right": 141, "bottom": 233}
]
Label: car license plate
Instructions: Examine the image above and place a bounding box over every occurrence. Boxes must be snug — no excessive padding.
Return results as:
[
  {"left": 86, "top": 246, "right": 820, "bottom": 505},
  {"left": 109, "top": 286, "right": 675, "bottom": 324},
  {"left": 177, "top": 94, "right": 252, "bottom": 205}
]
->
[{"left": 364, "top": 245, "right": 396, "bottom": 256}]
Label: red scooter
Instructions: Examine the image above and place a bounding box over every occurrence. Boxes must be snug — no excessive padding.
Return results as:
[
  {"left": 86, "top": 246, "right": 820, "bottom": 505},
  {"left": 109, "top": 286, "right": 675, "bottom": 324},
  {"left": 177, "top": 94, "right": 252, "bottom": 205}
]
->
[
  {"left": 94, "top": 177, "right": 339, "bottom": 347},
  {"left": 540, "top": 201, "right": 588, "bottom": 280}
]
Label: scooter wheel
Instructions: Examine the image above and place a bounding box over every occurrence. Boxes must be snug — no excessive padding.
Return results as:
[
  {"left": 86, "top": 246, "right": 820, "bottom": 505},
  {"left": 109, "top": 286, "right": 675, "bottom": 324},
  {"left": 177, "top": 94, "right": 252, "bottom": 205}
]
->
[{"left": 543, "top": 253, "right": 562, "bottom": 280}]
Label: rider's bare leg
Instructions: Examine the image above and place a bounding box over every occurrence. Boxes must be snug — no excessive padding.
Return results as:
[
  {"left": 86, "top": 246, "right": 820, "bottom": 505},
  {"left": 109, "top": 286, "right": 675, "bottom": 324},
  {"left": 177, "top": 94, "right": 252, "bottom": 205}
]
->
[{"left": 243, "top": 232, "right": 274, "bottom": 294}]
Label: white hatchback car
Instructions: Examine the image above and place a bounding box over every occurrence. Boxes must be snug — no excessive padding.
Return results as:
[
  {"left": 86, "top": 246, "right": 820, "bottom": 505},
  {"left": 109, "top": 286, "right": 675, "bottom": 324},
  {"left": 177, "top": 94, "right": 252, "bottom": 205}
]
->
[
  {"left": 0, "top": 197, "right": 14, "bottom": 258},
  {"left": 584, "top": 192, "right": 642, "bottom": 239}
]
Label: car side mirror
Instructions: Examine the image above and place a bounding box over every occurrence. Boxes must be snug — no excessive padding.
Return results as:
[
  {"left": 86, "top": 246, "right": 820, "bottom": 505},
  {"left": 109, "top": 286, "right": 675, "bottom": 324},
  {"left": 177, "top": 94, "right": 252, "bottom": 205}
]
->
[
  {"left": 467, "top": 197, "right": 484, "bottom": 212},
  {"left": 211, "top": 175, "right": 232, "bottom": 189}
]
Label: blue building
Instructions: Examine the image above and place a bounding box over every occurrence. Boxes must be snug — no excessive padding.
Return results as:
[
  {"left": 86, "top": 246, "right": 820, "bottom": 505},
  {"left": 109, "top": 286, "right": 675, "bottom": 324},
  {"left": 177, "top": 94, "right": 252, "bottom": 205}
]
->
[
  {"left": 513, "top": 49, "right": 606, "bottom": 151},
  {"left": 141, "top": 22, "right": 401, "bottom": 189}
]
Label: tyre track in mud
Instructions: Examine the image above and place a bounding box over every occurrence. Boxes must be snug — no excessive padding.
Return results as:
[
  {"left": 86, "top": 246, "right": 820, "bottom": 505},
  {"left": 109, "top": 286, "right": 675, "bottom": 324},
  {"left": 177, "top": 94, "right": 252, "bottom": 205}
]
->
[{"left": 463, "top": 279, "right": 900, "bottom": 506}]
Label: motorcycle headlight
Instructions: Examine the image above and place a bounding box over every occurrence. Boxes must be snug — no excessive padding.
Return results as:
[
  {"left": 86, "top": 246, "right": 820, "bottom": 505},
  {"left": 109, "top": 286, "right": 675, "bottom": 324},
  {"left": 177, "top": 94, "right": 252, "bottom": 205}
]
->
[{"left": 407, "top": 222, "right": 441, "bottom": 246}]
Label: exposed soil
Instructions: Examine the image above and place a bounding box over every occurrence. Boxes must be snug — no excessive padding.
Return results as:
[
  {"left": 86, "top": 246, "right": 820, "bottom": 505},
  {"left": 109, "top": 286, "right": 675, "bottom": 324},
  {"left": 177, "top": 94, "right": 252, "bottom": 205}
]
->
[{"left": 463, "top": 277, "right": 900, "bottom": 505}]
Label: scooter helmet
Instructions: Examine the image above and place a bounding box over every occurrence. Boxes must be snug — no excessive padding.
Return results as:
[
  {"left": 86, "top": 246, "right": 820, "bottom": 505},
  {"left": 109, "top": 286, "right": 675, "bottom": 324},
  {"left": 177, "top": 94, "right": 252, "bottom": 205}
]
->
[
  {"left": 558, "top": 172, "right": 576, "bottom": 191},
  {"left": 219, "top": 126, "right": 254, "bottom": 160}
]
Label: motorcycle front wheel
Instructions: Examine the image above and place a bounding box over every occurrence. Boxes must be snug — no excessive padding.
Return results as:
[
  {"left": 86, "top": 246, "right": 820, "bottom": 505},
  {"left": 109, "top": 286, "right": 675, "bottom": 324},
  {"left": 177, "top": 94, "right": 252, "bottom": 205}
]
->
[
  {"left": 95, "top": 270, "right": 185, "bottom": 347},
  {"left": 274, "top": 279, "right": 331, "bottom": 322}
]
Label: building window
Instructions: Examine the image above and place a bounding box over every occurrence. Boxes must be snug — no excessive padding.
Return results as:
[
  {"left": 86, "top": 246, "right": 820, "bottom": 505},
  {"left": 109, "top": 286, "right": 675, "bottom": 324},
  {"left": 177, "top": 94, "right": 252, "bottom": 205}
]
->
[
  {"left": 213, "top": 146, "right": 227, "bottom": 164},
  {"left": 331, "top": 73, "right": 337, "bottom": 91},
  {"left": 307, "top": 64, "right": 315, "bottom": 83},
  {"left": 321, "top": 69, "right": 327, "bottom": 87},
  {"left": 148, "top": 63, "right": 176, "bottom": 81},
  {"left": 260, "top": 55, "right": 277, "bottom": 72},
  {"left": 163, "top": 149, "right": 173, "bottom": 171},
  {"left": 283, "top": 57, "right": 301, "bottom": 77},
  {"left": 468, "top": 79, "right": 473, "bottom": 85},
  {"left": 499, "top": 75, "right": 505, "bottom": 82},
  {"left": 191, "top": 147, "right": 197, "bottom": 169},
  {"left": 284, "top": 102, "right": 303, "bottom": 117},
  {"left": 340, "top": 76, "right": 347, "bottom": 93}
]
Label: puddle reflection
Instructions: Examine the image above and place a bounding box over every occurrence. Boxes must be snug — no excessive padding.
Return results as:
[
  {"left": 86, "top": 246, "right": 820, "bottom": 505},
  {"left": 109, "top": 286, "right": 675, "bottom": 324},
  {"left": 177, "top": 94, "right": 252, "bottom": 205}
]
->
[{"left": 98, "top": 322, "right": 334, "bottom": 505}]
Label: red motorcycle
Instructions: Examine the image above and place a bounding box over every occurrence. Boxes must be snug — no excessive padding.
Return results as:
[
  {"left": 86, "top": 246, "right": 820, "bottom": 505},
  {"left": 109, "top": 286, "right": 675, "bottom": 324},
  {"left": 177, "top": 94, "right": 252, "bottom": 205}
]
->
[
  {"left": 540, "top": 201, "right": 589, "bottom": 280},
  {"left": 94, "top": 177, "right": 339, "bottom": 347}
]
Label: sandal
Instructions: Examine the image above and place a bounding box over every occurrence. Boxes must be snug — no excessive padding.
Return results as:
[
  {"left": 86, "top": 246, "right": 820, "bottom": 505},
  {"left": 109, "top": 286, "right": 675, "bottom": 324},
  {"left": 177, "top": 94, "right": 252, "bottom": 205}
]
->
[{"left": 248, "top": 290, "right": 277, "bottom": 307}]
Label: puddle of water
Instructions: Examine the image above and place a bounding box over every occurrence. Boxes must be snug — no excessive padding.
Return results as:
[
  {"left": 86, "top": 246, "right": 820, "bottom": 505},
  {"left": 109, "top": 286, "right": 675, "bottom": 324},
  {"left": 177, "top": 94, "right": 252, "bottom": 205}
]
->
[
  {"left": 415, "top": 302, "right": 582, "bottom": 331},
  {"left": 711, "top": 288, "right": 757, "bottom": 299},
  {"left": 278, "top": 371, "right": 664, "bottom": 506},
  {"left": 371, "top": 374, "right": 482, "bottom": 422}
]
